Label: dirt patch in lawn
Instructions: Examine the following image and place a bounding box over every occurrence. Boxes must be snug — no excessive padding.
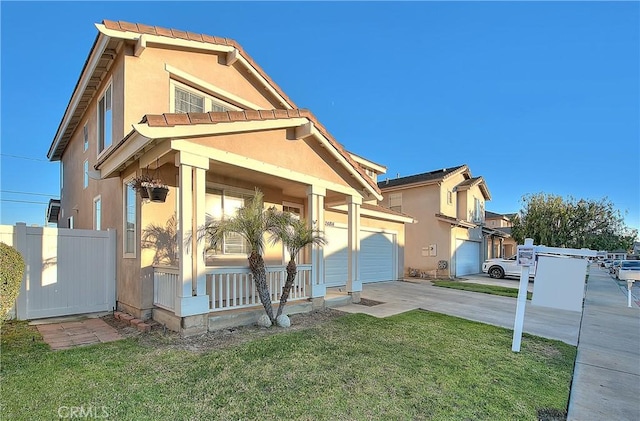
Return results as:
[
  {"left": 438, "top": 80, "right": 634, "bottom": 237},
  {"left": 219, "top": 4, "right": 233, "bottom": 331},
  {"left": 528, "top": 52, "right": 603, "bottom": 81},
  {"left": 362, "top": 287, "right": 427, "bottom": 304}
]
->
[
  {"left": 356, "top": 298, "right": 384, "bottom": 307},
  {"left": 102, "top": 308, "right": 346, "bottom": 354}
]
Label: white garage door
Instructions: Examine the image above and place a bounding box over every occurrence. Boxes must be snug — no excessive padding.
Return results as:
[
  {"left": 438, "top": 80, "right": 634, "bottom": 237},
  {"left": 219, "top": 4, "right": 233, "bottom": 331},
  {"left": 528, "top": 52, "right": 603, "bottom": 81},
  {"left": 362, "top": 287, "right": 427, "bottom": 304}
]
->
[
  {"left": 455, "top": 239, "right": 481, "bottom": 277},
  {"left": 324, "top": 225, "right": 396, "bottom": 286}
]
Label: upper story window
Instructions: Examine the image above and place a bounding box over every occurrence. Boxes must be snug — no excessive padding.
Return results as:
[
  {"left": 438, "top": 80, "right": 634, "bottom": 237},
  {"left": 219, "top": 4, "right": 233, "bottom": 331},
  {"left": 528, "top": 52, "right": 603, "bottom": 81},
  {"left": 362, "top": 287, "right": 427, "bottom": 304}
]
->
[
  {"left": 447, "top": 190, "right": 453, "bottom": 205},
  {"left": 83, "top": 124, "right": 89, "bottom": 152},
  {"left": 389, "top": 193, "right": 402, "bottom": 213},
  {"left": 171, "top": 81, "right": 237, "bottom": 114},
  {"left": 473, "top": 197, "right": 484, "bottom": 223},
  {"left": 175, "top": 87, "right": 205, "bottom": 113},
  {"left": 98, "top": 84, "right": 112, "bottom": 154}
]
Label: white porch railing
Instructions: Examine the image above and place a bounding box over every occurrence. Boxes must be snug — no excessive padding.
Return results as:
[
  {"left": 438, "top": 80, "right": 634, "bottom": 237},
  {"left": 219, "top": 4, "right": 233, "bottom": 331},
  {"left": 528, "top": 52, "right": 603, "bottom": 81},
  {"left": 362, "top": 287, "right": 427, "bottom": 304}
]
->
[
  {"left": 207, "top": 264, "right": 311, "bottom": 312},
  {"left": 152, "top": 264, "right": 311, "bottom": 313},
  {"left": 152, "top": 266, "right": 179, "bottom": 311}
]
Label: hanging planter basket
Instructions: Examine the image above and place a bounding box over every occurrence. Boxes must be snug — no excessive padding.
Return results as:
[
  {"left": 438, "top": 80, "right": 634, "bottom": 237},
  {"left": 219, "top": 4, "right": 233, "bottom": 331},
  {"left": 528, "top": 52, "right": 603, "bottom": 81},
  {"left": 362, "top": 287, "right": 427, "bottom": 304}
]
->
[
  {"left": 130, "top": 173, "right": 153, "bottom": 199},
  {"left": 146, "top": 186, "right": 169, "bottom": 203}
]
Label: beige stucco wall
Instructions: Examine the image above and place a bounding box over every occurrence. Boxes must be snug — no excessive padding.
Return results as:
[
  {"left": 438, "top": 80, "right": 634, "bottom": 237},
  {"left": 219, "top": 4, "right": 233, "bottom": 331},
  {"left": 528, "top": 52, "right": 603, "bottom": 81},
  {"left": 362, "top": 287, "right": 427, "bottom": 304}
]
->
[
  {"left": 123, "top": 45, "right": 280, "bottom": 130},
  {"left": 186, "top": 130, "right": 359, "bottom": 192}
]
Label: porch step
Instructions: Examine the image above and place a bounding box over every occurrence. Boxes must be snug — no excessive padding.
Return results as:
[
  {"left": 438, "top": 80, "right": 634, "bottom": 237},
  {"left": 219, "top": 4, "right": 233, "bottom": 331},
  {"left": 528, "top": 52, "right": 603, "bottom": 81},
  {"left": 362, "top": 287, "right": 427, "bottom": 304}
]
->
[{"left": 325, "top": 294, "right": 353, "bottom": 309}]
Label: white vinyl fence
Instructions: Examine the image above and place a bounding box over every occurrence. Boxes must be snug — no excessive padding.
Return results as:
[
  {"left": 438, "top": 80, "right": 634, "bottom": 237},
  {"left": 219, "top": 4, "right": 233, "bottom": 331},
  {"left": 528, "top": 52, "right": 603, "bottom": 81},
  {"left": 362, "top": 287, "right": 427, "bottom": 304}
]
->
[{"left": 0, "top": 223, "right": 116, "bottom": 320}]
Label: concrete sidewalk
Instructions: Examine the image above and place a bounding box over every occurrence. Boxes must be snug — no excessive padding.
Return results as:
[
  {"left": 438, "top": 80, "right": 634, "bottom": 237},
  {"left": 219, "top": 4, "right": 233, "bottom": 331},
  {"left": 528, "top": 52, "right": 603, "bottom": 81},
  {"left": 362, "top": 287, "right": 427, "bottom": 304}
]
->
[{"left": 567, "top": 267, "right": 640, "bottom": 421}]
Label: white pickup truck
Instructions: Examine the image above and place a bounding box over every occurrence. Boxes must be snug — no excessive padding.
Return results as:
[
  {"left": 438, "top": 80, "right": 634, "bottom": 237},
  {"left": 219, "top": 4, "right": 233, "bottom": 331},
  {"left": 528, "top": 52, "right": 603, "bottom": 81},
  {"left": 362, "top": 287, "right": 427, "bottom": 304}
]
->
[{"left": 482, "top": 255, "right": 536, "bottom": 279}]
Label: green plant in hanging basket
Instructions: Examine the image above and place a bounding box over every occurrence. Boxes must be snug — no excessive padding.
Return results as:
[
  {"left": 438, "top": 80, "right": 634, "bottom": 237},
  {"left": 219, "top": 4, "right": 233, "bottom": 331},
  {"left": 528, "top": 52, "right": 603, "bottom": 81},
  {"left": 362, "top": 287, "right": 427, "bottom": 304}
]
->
[
  {"left": 142, "top": 179, "right": 169, "bottom": 203},
  {"left": 130, "top": 174, "right": 154, "bottom": 199}
]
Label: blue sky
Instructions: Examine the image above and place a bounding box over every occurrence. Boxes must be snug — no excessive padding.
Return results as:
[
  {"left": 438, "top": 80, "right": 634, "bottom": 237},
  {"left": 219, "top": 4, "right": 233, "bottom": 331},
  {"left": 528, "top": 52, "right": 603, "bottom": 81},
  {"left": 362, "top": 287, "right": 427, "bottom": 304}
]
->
[{"left": 1, "top": 1, "right": 639, "bottom": 234}]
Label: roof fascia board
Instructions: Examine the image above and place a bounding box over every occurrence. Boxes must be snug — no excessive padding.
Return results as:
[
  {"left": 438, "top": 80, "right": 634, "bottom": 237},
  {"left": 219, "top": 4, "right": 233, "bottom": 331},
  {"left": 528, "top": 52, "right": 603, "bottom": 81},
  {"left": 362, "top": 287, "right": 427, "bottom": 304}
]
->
[
  {"left": 171, "top": 139, "right": 362, "bottom": 198},
  {"left": 379, "top": 179, "right": 442, "bottom": 191},
  {"left": 96, "top": 23, "right": 293, "bottom": 110},
  {"left": 165, "top": 64, "right": 262, "bottom": 110},
  {"left": 132, "top": 117, "right": 307, "bottom": 139},
  {"left": 349, "top": 153, "right": 387, "bottom": 174},
  {"left": 47, "top": 32, "right": 110, "bottom": 160},
  {"left": 98, "top": 131, "right": 151, "bottom": 177},
  {"left": 311, "top": 127, "right": 383, "bottom": 201},
  {"left": 235, "top": 55, "right": 292, "bottom": 110}
]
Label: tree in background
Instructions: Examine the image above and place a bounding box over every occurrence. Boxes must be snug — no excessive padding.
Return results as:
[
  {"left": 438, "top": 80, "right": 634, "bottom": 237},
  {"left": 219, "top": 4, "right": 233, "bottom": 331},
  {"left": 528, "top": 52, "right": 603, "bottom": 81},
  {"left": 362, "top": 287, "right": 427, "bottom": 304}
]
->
[{"left": 511, "top": 193, "right": 637, "bottom": 251}]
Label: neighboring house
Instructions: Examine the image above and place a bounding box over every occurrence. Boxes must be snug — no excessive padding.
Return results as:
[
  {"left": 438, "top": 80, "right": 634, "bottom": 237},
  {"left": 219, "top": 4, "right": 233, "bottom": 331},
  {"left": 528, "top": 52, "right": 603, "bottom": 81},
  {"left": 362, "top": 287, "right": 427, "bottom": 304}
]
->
[
  {"left": 607, "top": 251, "right": 628, "bottom": 260},
  {"left": 378, "top": 165, "right": 494, "bottom": 278},
  {"left": 46, "top": 20, "right": 412, "bottom": 335},
  {"left": 632, "top": 242, "right": 640, "bottom": 256},
  {"left": 484, "top": 211, "right": 517, "bottom": 258}
]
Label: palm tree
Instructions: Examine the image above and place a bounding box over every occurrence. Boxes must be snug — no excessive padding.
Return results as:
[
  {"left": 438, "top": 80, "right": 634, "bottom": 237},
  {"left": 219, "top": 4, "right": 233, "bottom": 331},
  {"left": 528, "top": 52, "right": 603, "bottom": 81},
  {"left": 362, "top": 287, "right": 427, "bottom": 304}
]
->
[
  {"left": 197, "top": 189, "right": 279, "bottom": 324},
  {"left": 270, "top": 212, "right": 326, "bottom": 319}
]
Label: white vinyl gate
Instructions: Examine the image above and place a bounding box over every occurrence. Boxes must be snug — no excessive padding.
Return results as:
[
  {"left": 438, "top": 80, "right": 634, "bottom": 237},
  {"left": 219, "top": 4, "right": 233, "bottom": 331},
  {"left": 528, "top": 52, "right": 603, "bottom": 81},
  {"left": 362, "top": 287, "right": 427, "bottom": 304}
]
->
[
  {"left": 0, "top": 224, "right": 116, "bottom": 320},
  {"left": 454, "top": 239, "right": 481, "bottom": 277}
]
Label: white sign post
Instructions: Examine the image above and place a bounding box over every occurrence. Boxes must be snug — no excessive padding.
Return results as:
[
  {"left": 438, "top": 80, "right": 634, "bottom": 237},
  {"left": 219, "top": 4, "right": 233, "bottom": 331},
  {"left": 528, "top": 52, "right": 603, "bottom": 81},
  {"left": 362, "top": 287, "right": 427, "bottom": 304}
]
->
[
  {"left": 511, "top": 242, "right": 596, "bottom": 352},
  {"left": 512, "top": 238, "right": 534, "bottom": 352},
  {"left": 628, "top": 280, "right": 635, "bottom": 308}
]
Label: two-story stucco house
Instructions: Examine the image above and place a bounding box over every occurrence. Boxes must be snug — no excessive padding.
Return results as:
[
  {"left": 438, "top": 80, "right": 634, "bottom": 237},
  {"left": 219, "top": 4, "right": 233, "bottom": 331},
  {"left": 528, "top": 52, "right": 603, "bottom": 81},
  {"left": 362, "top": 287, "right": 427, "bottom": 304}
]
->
[
  {"left": 484, "top": 211, "right": 517, "bottom": 258},
  {"left": 46, "top": 20, "right": 412, "bottom": 335},
  {"left": 378, "top": 165, "right": 500, "bottom": 278}
]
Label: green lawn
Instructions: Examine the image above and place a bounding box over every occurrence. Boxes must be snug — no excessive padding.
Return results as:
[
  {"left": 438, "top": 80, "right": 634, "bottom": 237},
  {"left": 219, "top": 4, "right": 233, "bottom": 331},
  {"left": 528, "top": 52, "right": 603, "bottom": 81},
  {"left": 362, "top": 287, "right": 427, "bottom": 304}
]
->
[
  {"left": 432, "top": 280, "right": 533, "bottom": 300},
  {"left": 1, "top": 310, "right": 574, "bottom": 420}
]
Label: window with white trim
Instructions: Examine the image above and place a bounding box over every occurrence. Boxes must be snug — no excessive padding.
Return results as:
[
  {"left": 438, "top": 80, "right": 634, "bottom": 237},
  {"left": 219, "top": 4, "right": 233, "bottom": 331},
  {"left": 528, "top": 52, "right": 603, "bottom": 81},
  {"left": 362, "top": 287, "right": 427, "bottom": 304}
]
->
[
  {"left": 98, "top": 84, "right": 112, "bottom": 154},
  {"left": 204, "top": 188, "right": 253, "bottom": 257},
  {"left": 124, "top": 182, "right": 136, "bottom": 257},
  {"left": 389, "top": 193, "right": 402, "bottom": 213},
  {"left": 93, "top": 196, "right": 101, "bottom": 230},
  {"left": 473, "top": 197, "right": 484, "bottom": 223},
  {"left": 170, "top": 80, "right": 238, "bottom": 114},
  {"left": 83, "top": 160, "right": 89, "bottom": 189},
  {"left": 83, "top": 123, "right": 89, "bottom": 152}
]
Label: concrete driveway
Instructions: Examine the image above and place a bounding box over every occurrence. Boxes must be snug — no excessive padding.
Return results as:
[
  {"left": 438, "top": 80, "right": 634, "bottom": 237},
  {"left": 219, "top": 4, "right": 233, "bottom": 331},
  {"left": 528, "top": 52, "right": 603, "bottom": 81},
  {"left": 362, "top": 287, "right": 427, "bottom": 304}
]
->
[{"left": 342, "top": 276, "right": 581, "bottom": 345}]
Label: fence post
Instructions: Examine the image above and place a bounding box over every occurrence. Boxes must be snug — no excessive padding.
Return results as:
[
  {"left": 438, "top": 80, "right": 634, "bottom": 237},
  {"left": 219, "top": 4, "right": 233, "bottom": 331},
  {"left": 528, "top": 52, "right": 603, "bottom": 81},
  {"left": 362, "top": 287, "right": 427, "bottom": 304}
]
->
[
  {"left": 14, "top": 223, "right": 28, "bottom": 320},
  {"left": 106, "top": 229, "right": 117, "bottom": 311}
]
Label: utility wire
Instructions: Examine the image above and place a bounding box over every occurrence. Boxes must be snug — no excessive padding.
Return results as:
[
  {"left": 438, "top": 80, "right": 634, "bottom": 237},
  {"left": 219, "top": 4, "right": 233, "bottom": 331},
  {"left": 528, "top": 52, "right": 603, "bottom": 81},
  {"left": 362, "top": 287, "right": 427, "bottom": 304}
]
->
[
  {"left": 0, "top": 153, "right": 49, "bottom": 162},
  {"left": 0, "top": 190, "right": 59, "bottom": 198},
  {"left": 1, "top": 199, "right": 50, "bottom": 205}
]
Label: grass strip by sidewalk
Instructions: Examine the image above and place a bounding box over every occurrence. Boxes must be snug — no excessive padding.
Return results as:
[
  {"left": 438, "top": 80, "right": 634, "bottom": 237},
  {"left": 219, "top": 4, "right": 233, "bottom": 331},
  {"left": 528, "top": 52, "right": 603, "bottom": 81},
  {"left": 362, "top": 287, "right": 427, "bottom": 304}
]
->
[
  {"left": 2, "top": 310, "right": 573, "bottom": 420},
  {"left": 433, "top": 280, "right": 533, "bottom": 300}
]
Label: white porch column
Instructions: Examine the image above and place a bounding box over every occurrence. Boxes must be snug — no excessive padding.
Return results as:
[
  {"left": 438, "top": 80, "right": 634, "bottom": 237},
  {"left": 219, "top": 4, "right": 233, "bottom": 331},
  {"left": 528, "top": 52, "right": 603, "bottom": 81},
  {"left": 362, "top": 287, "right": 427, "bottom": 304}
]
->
[
  {"left": 307, "top": 185, "right": 326, "bottom": 298},
  {"left": 346, "top": 195, "right": 362, "bottom": 293},
  {"left": 175, "top": 151, "right": 210, "bottom": 317}
]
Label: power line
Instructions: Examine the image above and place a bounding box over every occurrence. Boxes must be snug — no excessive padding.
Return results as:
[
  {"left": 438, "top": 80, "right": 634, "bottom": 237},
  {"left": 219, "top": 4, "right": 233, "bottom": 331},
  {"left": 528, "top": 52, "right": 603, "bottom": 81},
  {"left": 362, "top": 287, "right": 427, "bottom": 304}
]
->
[
  {"left": 0, "top": 153, "right": 50, "bottom": 162},
  {"left": 1, "top": 199, "right": 49, "bottom": 205},
  {"left": 0, "top": 190, "right": 59, "bottom": 198}
]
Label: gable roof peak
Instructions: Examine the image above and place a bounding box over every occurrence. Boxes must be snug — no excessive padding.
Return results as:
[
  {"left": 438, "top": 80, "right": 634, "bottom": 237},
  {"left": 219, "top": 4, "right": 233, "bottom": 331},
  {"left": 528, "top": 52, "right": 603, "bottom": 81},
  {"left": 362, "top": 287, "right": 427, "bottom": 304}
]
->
[{"left": 377, "top": 164, "right": 467, "bottom": 189}]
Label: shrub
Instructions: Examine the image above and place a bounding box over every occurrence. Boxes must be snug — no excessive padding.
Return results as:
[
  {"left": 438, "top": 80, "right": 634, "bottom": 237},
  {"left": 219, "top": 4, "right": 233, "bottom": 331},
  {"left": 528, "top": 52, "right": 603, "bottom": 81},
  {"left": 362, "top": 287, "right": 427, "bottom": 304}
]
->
[{"left": 1, "top": 242, "right": 25, "bottom": 323}]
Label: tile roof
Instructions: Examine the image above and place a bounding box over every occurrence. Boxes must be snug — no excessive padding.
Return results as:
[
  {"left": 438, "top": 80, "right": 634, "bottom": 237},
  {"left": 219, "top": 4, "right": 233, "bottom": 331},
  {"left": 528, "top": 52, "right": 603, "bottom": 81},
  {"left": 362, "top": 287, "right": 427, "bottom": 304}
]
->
[
  {"left": 136, "top": 109, "right": 381, "bottom": 196},
  {"left": 378, "top": 165, "right": 467, "bottom": 189},
  {"left": 101, "top": 20, "right": 297, "bottom": 109}
]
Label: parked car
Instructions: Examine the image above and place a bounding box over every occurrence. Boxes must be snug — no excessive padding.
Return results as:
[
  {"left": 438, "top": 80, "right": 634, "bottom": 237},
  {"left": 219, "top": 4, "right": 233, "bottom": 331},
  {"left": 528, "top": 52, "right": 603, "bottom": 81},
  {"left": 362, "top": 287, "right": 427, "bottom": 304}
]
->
[
  {"left": 610, "top": 260, "right": 622, "bottom": 274},
  {"left": 482, "top": 255, "right": 536, "bottom": 279},
  {"left": 602, "top": 259, "right": 613, "bottom": 268},
  {"left": 617, "top": 260, "right": 640, "bottom": 281}
]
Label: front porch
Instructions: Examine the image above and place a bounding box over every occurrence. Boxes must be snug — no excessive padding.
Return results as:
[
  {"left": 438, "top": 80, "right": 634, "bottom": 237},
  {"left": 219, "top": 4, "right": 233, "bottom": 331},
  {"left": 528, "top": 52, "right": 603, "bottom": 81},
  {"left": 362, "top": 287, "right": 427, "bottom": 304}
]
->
[{"left": 146, "top": 264, "right": 353, "bottom": 335}]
